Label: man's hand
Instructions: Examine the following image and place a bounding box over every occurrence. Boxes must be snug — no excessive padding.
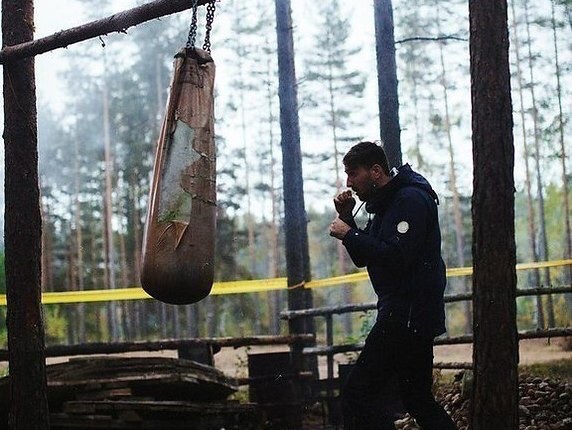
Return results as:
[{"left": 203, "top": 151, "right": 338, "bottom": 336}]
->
[
  {"left": 329, "top": 217, "right": 352, "bottom": 240},
  {"left": 334, "top": 190, "right": 356, "bottom": 217}
]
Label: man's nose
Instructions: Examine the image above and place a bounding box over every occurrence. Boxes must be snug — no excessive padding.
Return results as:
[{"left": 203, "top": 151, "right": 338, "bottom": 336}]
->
[{"left": 346, "top": 178, "right": 352, "bottom": 187}]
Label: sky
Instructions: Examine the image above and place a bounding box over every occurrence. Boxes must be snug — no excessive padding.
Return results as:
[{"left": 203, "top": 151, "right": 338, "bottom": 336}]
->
[
  {"left": 2, "top": 0, "right": 569, "bottom": 219},
  {"left": 32, "top": 0, "right": 376, "bottom": 113}
]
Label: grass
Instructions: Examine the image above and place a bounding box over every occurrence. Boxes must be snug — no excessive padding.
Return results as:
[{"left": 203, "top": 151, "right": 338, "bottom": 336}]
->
[{"left": 519, "top": 358, "right": 572, "bottom": 382}]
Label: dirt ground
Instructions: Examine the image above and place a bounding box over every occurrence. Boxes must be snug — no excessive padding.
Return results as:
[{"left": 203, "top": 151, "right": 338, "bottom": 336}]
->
[{"left": 208, "top": 337, "right": 571, "bottom": 379}]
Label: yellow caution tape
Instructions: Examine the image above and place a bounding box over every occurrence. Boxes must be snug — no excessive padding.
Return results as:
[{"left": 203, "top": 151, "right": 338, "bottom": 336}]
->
[{"left": 0, "top": 259, "right": 569, "bottom": 305}]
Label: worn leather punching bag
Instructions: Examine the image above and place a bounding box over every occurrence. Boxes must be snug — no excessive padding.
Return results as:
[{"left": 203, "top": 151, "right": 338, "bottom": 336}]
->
[{"left": 141, "top": 47, "right": 216, "bottom": 305}]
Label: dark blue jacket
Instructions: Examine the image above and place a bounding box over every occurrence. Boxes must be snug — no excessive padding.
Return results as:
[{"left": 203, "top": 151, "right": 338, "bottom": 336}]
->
[{"left": 342, "top": 164, "right": 447, "bottom": 337}]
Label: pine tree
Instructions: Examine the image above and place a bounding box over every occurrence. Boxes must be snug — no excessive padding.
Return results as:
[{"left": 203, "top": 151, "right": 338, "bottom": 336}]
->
[{"left": 301, "top": 0, "right": 367, "bottom": 333}]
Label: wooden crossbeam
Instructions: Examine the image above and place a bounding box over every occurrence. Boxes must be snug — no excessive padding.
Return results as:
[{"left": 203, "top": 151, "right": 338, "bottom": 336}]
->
[
  {"left": 0, "top": 334, "right": 315, "bottom": 362},
  {"left": 0, "top": 0, "right": 213, "bottom": 63},
  {"left": 300, "top": 328, "right": 572, "bottom": 355}
]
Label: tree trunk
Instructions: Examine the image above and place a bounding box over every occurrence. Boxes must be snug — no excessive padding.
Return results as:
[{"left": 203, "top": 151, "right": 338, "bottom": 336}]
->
[
  {"left": 131, "top": 175, "right": 143, "bottom": 339},
  {"left": 523, "top": 0, "right": 555, "bottom": 328},
  {"left": 436, "top": 6, "right": 471, "bottom": 333},
  {"left": 102, "top": 75, "right": 121, "bottom": 341},
  {"left": 173, "top": 307, "right": 182, "bottom": 339},
  {"left": 119, "top": 231, "right": 134, "bottom": 340},
  {"left": 160, "top": 303, "right": 169, "bottom": 338},
  {"left": 41, "top": 197, "right": 54, "bottom": 292},
  {"left": 117, "top": 193, "right": 132, "bottom": 340},
  {"left": 551, "top": 0, "right": 572, "bottom": 295},
  {"left": 265, "top": 76, "right": 282, "bottom": 334},
  {"left": 89, "top": 218, "right": 103, "bottom": 340},
  {"left": 235, "top": 27, "right": 261, "bottom": 333},
  {"left": 74, "top": 136, "right": 87, "bottom": 343},
  {"left": 275, "top": 0, "right": 314, "bottom": 336},
  {"left": 67, "top": 218, "right": 78, "bottom": 344},
  {"left": 206, "top": 297, "right": 217, "bottom": 337},
  {"left": 509, "top": 0, "right": 544, "bottom": 329},
  {"left": 469, "top": 1, "right": 519, "bottom": 429},
  {"left": 374, "top": 0, "right": 401, "bottom": 168},
  {"left": 2, "top": 0, "right": 50, "bottom": 426},
  {"left": 186, "top": 304, "right": 200, "bottom": 338},
  {"left": 327, "top": 44, "right": 352, "bottom": 335}
]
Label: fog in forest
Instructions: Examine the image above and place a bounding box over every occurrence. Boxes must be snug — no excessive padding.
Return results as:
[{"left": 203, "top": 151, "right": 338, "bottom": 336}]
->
[{"left": 0, "top": 0, "right": 569, "bottom": 344}]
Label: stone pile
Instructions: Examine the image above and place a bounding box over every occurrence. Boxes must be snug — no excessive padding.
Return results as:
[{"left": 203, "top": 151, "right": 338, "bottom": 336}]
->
[{"left": 394, "top": 372, "right": 572, "bottom": 430}]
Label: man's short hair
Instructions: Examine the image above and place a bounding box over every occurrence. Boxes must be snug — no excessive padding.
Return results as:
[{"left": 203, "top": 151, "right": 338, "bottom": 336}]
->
[{"left": 343, "top": 141, "right": 390, "bottom": 174}]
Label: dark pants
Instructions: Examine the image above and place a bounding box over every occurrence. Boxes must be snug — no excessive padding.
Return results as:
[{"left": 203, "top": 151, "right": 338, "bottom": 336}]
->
[{"left": 341, "top": 321, "right": 457, "bottom": 430}]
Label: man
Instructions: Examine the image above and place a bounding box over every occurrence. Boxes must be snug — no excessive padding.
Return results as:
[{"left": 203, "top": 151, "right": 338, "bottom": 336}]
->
[{"left": 329, "top": 141, "right": 457, "bottom": 430}]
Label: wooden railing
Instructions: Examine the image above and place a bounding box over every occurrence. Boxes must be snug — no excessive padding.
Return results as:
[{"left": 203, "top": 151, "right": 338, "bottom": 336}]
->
[{"left": 280, "top": 284, "right": 572, "bottom": 392}]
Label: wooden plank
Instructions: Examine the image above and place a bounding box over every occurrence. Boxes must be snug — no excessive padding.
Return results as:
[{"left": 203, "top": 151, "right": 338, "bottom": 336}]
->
[
  {"left": 51, "top": 409, "right": 263, "bottom": 430},
  {"left": 300, "top": 327, "right": 572, "bottom": 355},
  {"left": 75, "top": 388, "right": 132, "bottom": 401},
  {"left": 280, "top": 286, "right": 572, "bottom": 319},
  {"left": 64, "top": 400, "right": 257, "bottom": 415},
  {"left": 42, "top": 357, "right": 238, "bottom": 402},
  {"left": 57, "top": 400, "right": 264, "bottom": 429},
  {"left": 50, "top": 413, "right": 115, "bottom": 428},
  {"left": 0, "top": 334, "right": 315, "bottom": 361}
]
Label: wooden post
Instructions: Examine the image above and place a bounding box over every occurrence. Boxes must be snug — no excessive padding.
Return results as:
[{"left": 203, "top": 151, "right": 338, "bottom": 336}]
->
[
  {"left": 469, "top": 0, "right": 518, "bottom": 428},
  {"left": 2, "top": 0, "right": 50, "bottom": 427},
  {"left": 373, "top": 0, "right": 402, "bottom": 167},
  {"left": 325, "top": 314, "right": 334, "bottom": 399}
]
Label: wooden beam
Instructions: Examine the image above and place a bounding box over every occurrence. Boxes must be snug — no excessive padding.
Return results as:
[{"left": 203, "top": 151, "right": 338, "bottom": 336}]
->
[
  {"left": 0, "top": 335, "right": 315, "bottom": 362},
  {"left": 279, "top": 285, "right": 572, "bottom": 319},
  {"left": 0, "top": 0, "right": 212, "bottom": 63},
  {"left": 300, "top": 328, "right": 572, "bottom": 356}
]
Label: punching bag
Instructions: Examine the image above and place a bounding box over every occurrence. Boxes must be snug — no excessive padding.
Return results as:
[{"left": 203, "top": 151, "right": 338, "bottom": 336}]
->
[{"left": 141, "top": 47, "right": 216, "bottom": 305}]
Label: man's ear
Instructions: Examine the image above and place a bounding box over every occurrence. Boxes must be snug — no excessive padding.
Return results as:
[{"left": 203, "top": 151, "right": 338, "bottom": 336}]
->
[{"left": 370, "top": 164, "right": 384, "bottom": 180}]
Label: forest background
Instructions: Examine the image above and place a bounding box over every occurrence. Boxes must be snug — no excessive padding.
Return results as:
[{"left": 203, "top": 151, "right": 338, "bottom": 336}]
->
[{"left": 0, "top": 0, "right": 570, "bottom": 346}]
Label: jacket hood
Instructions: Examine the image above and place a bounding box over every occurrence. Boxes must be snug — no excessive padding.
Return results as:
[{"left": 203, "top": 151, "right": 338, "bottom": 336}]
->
[{"left": 365, "top": 164, "right": 439, "bottom": 213}]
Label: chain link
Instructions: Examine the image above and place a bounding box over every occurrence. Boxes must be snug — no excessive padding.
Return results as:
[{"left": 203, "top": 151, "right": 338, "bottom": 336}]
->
[
  {"left": 202, "top": 0, "right": 216, "bottom": 53},
  {"left": 186, "top": 0, "right": 200, "bottom": 49}
]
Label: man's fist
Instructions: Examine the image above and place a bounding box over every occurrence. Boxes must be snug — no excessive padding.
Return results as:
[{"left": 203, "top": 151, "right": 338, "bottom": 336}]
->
[
  {"left": 329, "top": 217, "right": 351, "bottom": 240},
  {"left": 334, "top": 190, "right": 356, "bottom": 217}
]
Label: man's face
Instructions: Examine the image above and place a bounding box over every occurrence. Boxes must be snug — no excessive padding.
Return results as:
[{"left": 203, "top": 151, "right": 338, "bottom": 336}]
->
[{"left": 344, "top": 165, "right": 376, "bottom": 201}]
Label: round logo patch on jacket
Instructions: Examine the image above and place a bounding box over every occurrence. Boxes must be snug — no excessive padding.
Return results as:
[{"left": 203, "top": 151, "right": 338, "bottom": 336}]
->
[{"left": 397, "top": 221, "right": 409, "bottom": 234}]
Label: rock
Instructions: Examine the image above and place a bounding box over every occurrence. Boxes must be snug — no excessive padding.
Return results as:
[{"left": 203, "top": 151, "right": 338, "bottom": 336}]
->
[{"left": 521, "top": 396, "right": 532, "bottom": 405}]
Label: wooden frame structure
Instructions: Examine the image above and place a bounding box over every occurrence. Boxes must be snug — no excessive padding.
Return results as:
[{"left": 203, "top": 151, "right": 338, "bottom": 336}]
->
[{"left": 1, "top": 1, "right": 211, "bottom": 427}]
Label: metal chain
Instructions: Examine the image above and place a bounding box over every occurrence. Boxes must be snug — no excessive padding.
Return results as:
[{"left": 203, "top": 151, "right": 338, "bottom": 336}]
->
[
  {"left": 202, "top": 0, "right": 216, "bottom": 53},
  {"left": 186, "top": 0, "right": 200, "bottom": 49}
]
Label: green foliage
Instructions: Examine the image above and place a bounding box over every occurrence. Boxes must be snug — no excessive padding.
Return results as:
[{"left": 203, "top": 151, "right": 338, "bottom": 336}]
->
[
  {"left": 516, "top": 297, "right": 537, "bottom": 330},
  {"left": 0, "top": 253, "right": 6, "bottom": 348},
  {"left": 0, "top": 253, "right": 5, "bottom": 294},
  {"left": 43, "top": 306, "right": 68, "bottom": 344},
  {"left": 444, "top": 302, "right": 472, "bottom": 336}
]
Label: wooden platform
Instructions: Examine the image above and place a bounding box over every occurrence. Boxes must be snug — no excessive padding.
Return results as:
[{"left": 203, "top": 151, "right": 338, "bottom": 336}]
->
[
  {"left": 51, "top": 400, "right": 262, "bottom": 429},
  {"left": 45, "top": 356, "right": 238, "bottom": 404},
  {"left": 0, "top": 356, "right": 264, "bottom": 429}
]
